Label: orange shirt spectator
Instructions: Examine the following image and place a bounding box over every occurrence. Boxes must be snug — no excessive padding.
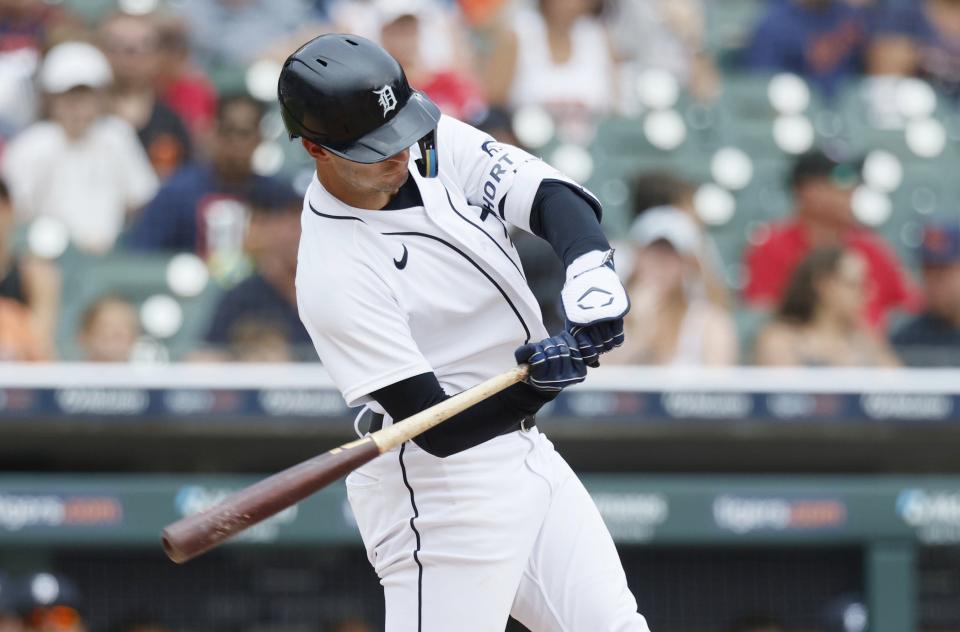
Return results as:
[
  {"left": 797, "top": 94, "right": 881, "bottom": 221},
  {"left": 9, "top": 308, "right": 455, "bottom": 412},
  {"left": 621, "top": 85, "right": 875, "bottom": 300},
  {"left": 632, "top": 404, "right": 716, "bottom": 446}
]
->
[{"left": 0, "top": 297, "right": 47, "bottom": 361}]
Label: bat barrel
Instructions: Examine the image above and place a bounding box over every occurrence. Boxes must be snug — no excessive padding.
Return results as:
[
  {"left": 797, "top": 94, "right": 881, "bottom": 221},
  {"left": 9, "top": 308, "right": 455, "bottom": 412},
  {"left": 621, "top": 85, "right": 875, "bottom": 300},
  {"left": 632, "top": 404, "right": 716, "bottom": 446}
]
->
[{"left": 161, "top": 437, "right": 380, "bottom": 563}]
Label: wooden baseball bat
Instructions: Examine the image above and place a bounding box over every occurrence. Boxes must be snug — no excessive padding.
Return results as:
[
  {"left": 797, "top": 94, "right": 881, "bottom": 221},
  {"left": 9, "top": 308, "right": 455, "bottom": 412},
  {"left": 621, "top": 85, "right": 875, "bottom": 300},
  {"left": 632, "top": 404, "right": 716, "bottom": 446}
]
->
[{"left": 162, "top": 364, "right": 530, "bottom": 563}]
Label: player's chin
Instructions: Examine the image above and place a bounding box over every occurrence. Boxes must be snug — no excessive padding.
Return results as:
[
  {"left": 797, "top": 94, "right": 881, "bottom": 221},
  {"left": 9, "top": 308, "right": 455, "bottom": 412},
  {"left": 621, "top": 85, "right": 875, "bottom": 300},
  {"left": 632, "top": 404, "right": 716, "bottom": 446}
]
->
[{"left": 381, "top": 170, "right": 409, "bottom": 193}]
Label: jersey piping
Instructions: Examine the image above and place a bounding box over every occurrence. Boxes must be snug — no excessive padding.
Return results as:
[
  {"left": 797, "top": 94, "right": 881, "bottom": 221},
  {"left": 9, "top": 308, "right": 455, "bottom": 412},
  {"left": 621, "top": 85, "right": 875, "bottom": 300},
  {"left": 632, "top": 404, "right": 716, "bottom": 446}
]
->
[
  {"left": 308, "top": 202, "right": 365, "bottom": 222},
  {"left": 383, "top": 230, "right": 533, "bottom": 343},
  {"left": 441, "top": 185, "right": 523, "bottom": 278},
  {"left": 398, "top": 442, "right": 424, "bottom": 631}
]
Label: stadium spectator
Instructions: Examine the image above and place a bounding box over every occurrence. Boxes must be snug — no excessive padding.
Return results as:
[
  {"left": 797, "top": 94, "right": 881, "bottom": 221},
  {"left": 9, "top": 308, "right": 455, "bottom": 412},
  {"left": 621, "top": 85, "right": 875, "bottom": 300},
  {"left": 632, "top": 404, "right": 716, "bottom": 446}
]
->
[
  {"left": 0, "top": 0, "right": 78, "bottom": 55},
  {"left": 744, "top": 0, "right": 870, "bottom": 96},
  {"left": 893, "top": 220, "right": 960, "bottom": 366},
  {"left": 200, "top": 183, "right": 312, "bottom": 361},
  {"left": 1, "top": 41, "right": 158, "bottom": 255},
  {"left": 606, "top": 0, "right": 719, "bottom": 102},
  {"left": 100, "top": 12, "right": 192, "bottom": 180},
  {"left": 754, "top": 247, "right": 899, "bottom": 367},
  {"left": 0, "top": 0, "right": 81, "bottom": 138},
  {"left": 606, "top": 206, "right": 738, "bottom": 366},
  {"left": 76, "top": 295, "right": 141, "bottom": 363},
  {"left": 482, "top": 0, "right": 617, "bottom": 118},
  {"left": 630, "top": 170, "right": 697, "bottom": 219},
  {"left": 629, "top": 169, "right": 730, "bottom": 308},
  {"left": 126, "top": 94, "right": 290, "bottom": 258},
  {"left": 154, "top": 14, "right": 218, "bottom": 137},
  {"left": 380, "top": 12, "right": 486, "bottom": 121},
  {"left": 868, "top": 0, "right": 960, "bottom": 99},
  {"left": 0, "top": 176, "right": 58, "bottom": 355},
  {"left": 0, "top": 0, "right": 82, "bottom": 131},
  {"left": 327, "top": 0, "right": 476, "bottom": 79},
  {"left": 743, "top": 150, "right": 918, "bottom": 331}
]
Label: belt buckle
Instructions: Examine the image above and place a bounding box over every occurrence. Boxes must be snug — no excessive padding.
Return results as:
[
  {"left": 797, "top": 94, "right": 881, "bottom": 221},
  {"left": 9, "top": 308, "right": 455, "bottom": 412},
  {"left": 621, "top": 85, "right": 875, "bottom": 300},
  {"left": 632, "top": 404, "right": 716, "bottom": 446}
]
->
[{"left": 520, "top": 415, "right": 535, "bottom": 433}]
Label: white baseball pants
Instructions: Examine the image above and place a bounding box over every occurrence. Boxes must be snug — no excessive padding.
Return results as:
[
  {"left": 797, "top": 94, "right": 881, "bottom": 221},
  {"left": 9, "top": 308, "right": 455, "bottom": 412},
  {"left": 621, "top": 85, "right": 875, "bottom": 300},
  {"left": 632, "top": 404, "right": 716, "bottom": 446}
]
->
[{"left": 345, "top": 426, "right": 651, "bottom": 632}]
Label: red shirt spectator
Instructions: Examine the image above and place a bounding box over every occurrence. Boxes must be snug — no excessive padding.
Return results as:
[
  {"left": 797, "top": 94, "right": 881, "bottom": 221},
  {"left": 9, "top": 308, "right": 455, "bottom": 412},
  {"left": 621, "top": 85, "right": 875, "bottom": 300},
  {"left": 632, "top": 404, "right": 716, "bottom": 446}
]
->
[
  {"left": 743, "top": 151, "right": 919, "bottom": 330},
  {"left": 745, "top": 221, "right": 917, "bottom": 329},
  {"left": 155, "top": 15, "right": 218, "bottom": 136}
]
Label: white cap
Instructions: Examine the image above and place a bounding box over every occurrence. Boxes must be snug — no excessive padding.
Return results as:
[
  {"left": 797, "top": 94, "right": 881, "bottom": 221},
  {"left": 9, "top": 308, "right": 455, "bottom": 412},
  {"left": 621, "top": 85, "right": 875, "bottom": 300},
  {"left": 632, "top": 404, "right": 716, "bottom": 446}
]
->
[
  {"left": 38, "top": 41, "right": 112, "bottom": 94},
  {"left": 376, "top": 0, "right": 429, "bottom": 23},
  {"left": 629, "top": 205, "right": 701, "bottom": 255}
]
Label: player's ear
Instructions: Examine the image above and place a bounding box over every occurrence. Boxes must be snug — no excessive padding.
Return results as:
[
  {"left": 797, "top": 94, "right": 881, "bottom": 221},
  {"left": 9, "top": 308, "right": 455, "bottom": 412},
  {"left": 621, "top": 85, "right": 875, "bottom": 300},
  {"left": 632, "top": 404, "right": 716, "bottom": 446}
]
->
[{"left": 302, "top": 139, "right": 328, "bottom": 161}]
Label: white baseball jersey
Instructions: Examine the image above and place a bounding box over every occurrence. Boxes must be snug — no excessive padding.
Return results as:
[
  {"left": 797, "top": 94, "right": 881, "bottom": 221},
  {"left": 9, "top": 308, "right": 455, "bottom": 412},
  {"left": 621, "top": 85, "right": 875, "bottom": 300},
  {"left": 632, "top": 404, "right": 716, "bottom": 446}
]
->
[
  {"left": 296, "top": 114, "right": 586, "bottom": 412},
  {"left": 296, "top": 114, "right": 649, "bottom": 632}
]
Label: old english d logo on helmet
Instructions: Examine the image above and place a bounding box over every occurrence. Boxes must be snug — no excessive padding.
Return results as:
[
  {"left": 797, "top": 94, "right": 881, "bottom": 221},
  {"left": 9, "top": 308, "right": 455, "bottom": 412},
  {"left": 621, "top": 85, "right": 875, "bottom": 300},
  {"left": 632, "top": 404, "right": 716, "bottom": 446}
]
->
[
  {"left": 278, "top": 34, "right": 441, "bottom": 176},
  {"left": 374, "top": 85, "right": 397, "bottom": 117}
]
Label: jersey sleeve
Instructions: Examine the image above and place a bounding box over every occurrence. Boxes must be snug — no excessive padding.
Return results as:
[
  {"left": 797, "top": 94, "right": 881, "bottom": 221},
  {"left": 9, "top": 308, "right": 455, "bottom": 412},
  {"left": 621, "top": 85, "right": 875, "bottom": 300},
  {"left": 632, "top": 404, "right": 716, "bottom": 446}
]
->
[
  {"left": 296, "top": 232, "right": 433, "bottom": 408},
  {"left": 439, "top": 115, "right": 601, "bottom": 234}
]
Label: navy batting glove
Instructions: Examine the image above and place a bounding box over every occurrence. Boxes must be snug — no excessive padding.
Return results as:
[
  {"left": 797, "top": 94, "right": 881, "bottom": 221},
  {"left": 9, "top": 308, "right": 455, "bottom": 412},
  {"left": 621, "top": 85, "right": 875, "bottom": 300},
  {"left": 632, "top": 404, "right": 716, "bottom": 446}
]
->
[
  {"left": 514, "top": 331, "right": 587, "bottom": 393},
  {"left": 561, "top": 249, "right": 629, "bottom": 367}
]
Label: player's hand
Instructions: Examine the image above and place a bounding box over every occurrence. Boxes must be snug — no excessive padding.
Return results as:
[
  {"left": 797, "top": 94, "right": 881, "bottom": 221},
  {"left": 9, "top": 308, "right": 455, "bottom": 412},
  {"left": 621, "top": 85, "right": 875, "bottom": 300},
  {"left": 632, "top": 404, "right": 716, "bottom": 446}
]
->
[
  {"left": 514, "top": 331, "right": 587, "bottom": 393},
  {"left": 561, "top": 249, "right": 629, "bottom": 367}
]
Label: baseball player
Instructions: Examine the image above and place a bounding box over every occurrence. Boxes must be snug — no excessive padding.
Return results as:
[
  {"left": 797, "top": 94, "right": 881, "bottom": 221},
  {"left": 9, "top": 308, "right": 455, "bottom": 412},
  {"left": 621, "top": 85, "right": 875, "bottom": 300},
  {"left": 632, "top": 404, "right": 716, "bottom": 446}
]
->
[{"left": 280, "top": 34, "right": 649, "bottom": 632}]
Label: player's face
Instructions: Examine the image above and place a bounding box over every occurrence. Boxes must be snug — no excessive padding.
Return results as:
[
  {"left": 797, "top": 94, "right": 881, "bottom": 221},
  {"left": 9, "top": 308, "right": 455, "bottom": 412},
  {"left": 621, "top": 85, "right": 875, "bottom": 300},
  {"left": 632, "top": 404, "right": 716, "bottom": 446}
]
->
[{"left": 329, "top": 149, "right": 411, "bottom": 196}]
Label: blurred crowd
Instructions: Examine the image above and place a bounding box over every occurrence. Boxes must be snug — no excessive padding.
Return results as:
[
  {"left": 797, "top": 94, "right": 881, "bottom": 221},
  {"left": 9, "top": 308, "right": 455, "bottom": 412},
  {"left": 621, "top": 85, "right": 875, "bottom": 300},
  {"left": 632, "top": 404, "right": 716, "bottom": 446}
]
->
[
  {"left": 0, "top": 569, "right": 863, "bottom": 632},
  {"left": 0, "top": 570, "right": 375, "bottom": 632},
  {"left": 0, "top": 0, "right": 957, "bottom": 368}
]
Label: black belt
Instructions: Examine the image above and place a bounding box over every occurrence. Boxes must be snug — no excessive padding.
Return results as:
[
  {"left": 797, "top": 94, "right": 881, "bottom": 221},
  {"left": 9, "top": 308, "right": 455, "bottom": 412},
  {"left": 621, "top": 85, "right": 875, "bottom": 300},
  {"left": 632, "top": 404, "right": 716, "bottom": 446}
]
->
[{"left": 367, "top": 412, "right": 536, "bottom": 436}]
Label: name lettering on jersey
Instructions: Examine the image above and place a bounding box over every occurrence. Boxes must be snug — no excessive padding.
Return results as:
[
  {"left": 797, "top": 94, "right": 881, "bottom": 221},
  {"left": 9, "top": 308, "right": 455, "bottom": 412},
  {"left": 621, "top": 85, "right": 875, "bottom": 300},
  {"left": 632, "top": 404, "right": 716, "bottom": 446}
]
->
[
  {"left": 478, "top": 141, "right": 515, "bottom": 222},
  {"left": 373, "top": 85, "right": 397, "bottom": 117},
  {"left": 393, "top": 244, "right": 409, "bottom": 270},
  {"left": 576, "top": 287, "right": 615, "bottom": 310}
]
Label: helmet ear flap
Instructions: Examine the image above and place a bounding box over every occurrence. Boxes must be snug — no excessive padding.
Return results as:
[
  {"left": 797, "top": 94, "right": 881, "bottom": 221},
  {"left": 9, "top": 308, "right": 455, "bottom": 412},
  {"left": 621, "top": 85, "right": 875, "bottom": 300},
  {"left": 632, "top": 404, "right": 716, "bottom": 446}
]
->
[
  {"left": 416, "top": 130, "right": 438, "bottom": 178},
  {"left": 279, "top": 102, "right": 301, "bottom": 141}
]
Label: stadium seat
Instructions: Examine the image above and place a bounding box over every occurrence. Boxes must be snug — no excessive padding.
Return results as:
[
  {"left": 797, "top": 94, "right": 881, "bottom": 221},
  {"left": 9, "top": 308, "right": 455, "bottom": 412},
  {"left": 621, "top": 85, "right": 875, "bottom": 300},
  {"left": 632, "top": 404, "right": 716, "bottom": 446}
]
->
[{"left": 56, "top": 251, "right": 223, "bottom": 361}]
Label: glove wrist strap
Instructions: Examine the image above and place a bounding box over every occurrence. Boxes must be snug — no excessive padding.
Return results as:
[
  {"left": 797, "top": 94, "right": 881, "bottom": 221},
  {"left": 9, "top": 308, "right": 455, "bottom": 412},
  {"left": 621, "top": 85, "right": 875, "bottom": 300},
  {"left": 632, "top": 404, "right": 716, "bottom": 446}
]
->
[{"left": 566, "top": 249, "right": 614, "bottom": 280}]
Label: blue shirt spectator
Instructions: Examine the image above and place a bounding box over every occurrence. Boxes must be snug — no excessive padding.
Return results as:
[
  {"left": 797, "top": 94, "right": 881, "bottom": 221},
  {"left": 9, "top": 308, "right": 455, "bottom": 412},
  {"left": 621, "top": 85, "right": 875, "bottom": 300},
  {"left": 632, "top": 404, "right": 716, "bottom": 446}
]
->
[
  {"left": 203, "top": 181, "right": 312, "bottom": 362},
  {"left": 745, "top": 0, "right": 870, "bottom": 96},
  {"left": 869, "top": 0, "right": 960, "bottom": 99},
  {"left": 205, "top": 271, "right": 313, "bottom": 358},
  {"left": 125, "top": 162, "right": 290, "bottom": 255},
  {"left": 893, "top": 220, "right": 960, "bottom": 367},
  {"left": 125, "top": 93, "right": 289, "bottom": 256}
]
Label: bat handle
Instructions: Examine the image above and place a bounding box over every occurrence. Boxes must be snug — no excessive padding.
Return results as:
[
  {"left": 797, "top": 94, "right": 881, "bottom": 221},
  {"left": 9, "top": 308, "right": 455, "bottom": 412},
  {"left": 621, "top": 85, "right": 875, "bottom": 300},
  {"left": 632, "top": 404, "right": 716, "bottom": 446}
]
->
[{"left": 370, "top": 364, "right": 529, "bottom": 453}]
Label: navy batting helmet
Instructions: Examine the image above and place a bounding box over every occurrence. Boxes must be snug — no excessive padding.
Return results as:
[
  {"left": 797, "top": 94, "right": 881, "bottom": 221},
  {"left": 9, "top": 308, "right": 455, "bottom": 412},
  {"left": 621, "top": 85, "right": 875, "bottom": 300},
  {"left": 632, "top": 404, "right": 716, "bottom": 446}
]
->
[{"left": 278, "top": 33, "right": 440, "bottom": 177}]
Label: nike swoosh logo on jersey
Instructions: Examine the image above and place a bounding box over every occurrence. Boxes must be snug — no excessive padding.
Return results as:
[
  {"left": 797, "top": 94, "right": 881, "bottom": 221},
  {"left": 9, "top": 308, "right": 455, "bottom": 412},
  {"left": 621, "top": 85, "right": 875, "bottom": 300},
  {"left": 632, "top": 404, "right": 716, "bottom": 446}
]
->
[{"left": 394, "top": 244, "right": 408, "bottom": 270}]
